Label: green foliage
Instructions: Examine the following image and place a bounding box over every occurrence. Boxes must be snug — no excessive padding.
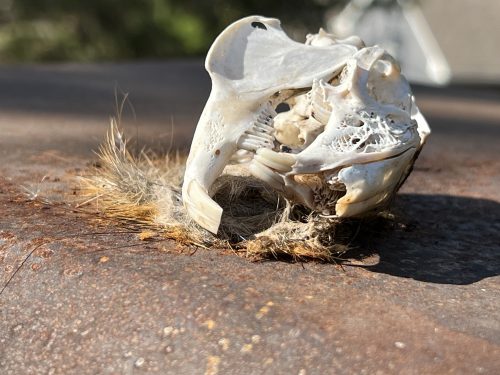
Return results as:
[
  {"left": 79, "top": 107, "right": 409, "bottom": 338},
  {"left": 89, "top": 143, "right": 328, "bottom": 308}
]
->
[{"left": 0, "top": 0, "right": 337, "bottom": 62}]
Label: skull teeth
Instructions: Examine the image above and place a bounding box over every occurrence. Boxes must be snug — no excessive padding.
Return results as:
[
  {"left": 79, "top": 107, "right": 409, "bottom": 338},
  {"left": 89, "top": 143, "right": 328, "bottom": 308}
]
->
[
  {"left": 254, "top": 148, "right": 296, "bottom": 172},
  {"left": 248, "top": 148, "right": 296, "bottom": 190},
  {"left": 237, "top": 105, "right": 277, "bottom": 152},
  {"left": 248, "top": 159, "right": 285, "bottom": 190},
  {"left": 260, "top": 105, "right": 278, "bottom": 120},
  {"left": 184, "top": 180, "right": 223, "bottom": 234},
  {"left": 237, "top": 134, "right": 274, "bottom": 151},
  {"left": 254, "top": 123, "right": 274, "bottom": 134},
  {"left": 245, "top": 128, "right": 275, "bottom": 141}
]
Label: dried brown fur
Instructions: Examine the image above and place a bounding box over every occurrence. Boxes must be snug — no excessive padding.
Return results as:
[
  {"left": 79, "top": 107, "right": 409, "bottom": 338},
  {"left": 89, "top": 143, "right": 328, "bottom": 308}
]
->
[{"left": 79, "top": 120, "right": 349, "bottom": 261}]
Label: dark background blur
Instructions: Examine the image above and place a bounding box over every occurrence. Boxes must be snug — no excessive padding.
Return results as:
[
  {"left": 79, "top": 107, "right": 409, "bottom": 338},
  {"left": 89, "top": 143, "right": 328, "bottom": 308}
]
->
[
  {"left": 0, "top": 0, "right": 335, "bottom": 62},
  {"left": 1, "top": 0, "right": 498, "bottom": 85}
]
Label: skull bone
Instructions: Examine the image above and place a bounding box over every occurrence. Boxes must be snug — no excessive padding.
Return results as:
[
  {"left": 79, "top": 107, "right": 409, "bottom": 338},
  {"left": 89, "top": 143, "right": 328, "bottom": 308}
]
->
[{"left": 182, "top": 16, "right": 430, "bottom": 233}]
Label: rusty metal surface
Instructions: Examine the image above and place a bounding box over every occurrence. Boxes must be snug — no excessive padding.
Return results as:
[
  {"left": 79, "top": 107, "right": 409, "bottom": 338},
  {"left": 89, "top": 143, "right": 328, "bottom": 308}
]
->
[{"left": 0, "top": 61, "right": 499, "bottom": 374}]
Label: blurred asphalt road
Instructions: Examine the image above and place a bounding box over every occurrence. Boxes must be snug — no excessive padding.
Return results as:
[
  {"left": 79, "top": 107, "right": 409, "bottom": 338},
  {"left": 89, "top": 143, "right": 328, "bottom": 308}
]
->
[{"left": 0, "top": 60, "right": 499, "bottom": 374}]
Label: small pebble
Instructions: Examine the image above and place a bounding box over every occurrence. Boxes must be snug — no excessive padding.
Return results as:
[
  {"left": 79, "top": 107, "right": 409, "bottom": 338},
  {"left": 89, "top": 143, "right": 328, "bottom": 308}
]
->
[
  {"left": 134, "top": 357, "right": 145, "bottom": 367},
  {"left": 163, "top": 326, "right": 174, "bottom": 337},
  {"left": 218, "top": 338, "right": 230, "bottom": 351}
]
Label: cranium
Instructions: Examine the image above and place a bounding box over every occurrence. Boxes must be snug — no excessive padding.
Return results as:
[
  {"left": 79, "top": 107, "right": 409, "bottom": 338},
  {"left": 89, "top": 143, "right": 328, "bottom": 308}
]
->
[{"left": 182, "top": 16, "right": 429, "bottom": 234}]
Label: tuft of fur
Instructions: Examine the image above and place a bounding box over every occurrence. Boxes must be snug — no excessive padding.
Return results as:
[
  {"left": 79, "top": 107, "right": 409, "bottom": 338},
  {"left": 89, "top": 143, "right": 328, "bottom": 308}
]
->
[{"left": 79, "top": 121, "right": 352, "bottom": 260}]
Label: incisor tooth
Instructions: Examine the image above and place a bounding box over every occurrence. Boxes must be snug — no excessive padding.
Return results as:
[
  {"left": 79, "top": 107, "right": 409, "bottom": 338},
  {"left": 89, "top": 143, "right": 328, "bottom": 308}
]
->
[
  {"left": 256, "top": 148, "right": 296, "bottom": 166},
  {"left": 253, "top": 149, "right": 296, "bottom": 173},
  {"left": 254, "top": 154, "right": 292, "bottom": 172},
  {"left": 248, "top": 161, "right": 285, "bottom": 190},
  {"left": 185, "top": 180, "right": 223, "bottom": 234}
]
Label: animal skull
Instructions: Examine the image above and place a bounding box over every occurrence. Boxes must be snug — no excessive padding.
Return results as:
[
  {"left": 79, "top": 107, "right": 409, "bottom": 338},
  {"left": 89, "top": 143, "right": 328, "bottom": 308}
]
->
[{"left": 182, "top": 16, "right": 429, "bottom": 234}]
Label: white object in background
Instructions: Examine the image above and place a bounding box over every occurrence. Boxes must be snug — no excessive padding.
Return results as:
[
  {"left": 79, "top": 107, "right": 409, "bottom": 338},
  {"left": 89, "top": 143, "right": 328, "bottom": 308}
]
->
[{"left": 329, "top": 0, "right": 451, "bottom": 85}]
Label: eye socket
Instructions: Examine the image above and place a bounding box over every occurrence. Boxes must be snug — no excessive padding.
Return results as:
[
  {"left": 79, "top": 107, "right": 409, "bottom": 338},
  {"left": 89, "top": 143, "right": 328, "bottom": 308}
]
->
[{"left": 251, "top": 21, "right": 267, "bottom": 30}]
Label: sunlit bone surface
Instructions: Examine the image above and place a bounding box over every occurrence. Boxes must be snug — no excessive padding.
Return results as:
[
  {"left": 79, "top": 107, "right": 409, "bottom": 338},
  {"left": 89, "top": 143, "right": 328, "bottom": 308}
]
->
[{"left": 182, "top": 16, "right": 429, "bottom": 234}]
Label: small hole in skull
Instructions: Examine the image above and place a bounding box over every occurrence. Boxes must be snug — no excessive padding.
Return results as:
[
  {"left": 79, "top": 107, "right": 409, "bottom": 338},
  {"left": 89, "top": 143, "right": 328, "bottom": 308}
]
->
[
  {"left": 276, "top": 102, "right": 290, "bottom": 113},
  {"left": 352, "top": 138, "right": 360, "bottom": 144},
  {"left": 280, "top": 145, "right": 293, "bottom": 153},
  {"left": 251, "top": 21, "right": 267, "bottom": 30}
]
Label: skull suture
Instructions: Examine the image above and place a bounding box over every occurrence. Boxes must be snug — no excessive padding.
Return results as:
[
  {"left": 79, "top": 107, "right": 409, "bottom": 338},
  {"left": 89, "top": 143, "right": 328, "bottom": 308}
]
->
[{"left": 182, "top": 16, "right": 430, "bottom": 234}]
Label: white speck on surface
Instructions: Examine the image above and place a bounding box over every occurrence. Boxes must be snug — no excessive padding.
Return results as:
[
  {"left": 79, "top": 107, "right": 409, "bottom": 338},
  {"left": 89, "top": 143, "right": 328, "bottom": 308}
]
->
[
  {"left": 134, "top": 357, "right": 145, "bottom": 367},
  {"left": 163, "top": 326, "right": 174, "bottom": 337},
  {"left": 218, "top": 338, "right": 230, "bottom": 351},
  {"left": 80, "top": 328, "right": 91, "bottom": 336},
  {"left": 394, "top": 341, "right": 406, "bottom": 349},
  {"left": 12, "top": 324, "right": 22, "bottom": 332}
]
